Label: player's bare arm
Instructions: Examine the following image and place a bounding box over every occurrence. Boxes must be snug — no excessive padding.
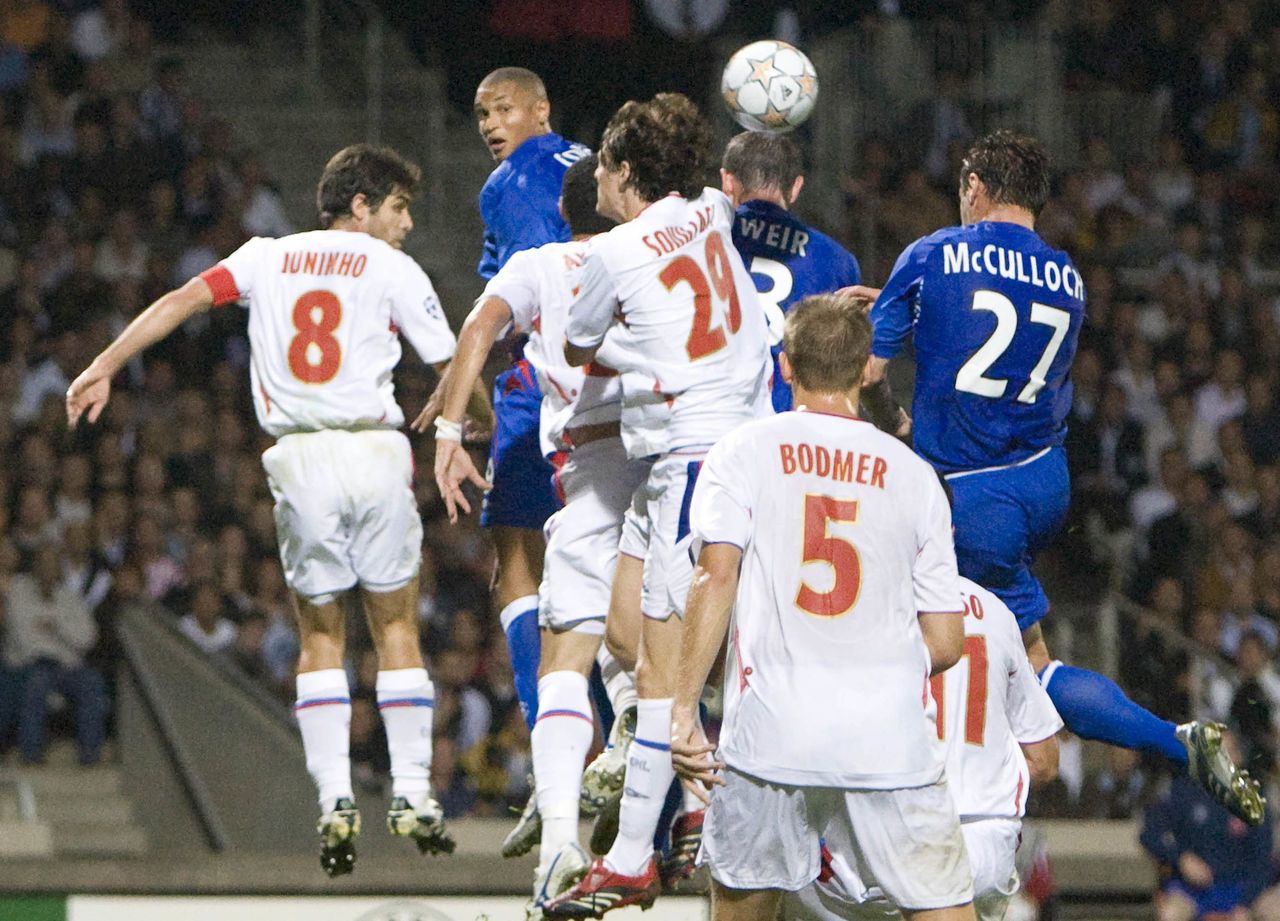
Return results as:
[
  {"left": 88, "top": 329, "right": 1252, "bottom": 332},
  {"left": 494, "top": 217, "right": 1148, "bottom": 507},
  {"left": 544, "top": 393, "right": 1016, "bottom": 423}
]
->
[
  {"left": 671, "top": 542, "right": 740, "bottom": 803},
  {"left": 1020, "top": 734, "right": 1059, "bottom": 784},
  {"left": 563, "top": 339, "right": 597, "bottom": 367},
  {"left": 67, "top": 276, "right": 214, "bottom": 427},
  {"left": 421, "top": 296, "right": 512, "bottom": 521},
  {"left": 918, "top": 609, "right": 965, "bottom": 674}
]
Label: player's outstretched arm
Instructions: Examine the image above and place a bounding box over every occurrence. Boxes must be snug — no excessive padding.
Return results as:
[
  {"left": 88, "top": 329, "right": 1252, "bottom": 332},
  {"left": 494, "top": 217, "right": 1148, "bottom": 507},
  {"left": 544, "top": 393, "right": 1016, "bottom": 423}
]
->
[
  {"left": 1020, "top": 735, "right": 1059, "bottom": 784},
  {"left": 420, "top": 295, "right": 511, "bottom": 522},
  {"left": 918, "top": 610, "right": 964, "bottom": 674},
  {"left": 66, "top": 276, "right": 214, "bottom": 428},
  {"left": 671, "top": 542, "right": 741, "bottom": 804}
]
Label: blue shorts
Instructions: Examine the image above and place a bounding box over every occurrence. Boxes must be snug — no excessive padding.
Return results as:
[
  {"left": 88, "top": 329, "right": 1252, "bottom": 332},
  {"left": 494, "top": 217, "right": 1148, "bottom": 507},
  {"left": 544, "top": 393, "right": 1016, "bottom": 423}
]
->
[
  {"left": 480, "top": 360, "right": 561, "bottom": 530},
  {"left": 1163, "top": 880, "right": 1246, "bottom": 917},
  {"left": 946, "top": 446, "right": 1070, "bottom": 633}
]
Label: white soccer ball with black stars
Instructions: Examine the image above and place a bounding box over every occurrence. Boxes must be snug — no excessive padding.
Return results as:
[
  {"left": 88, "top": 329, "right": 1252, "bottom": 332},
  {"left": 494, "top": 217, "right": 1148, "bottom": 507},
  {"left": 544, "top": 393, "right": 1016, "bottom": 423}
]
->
[{"left": 720, "top": 39, "right": 818, "bottom": 133}]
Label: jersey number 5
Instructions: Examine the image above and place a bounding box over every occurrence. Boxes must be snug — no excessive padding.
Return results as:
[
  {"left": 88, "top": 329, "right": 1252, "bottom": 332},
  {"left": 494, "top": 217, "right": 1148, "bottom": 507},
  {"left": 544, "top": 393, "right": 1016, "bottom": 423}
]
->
[
  {"left": 955, "top": 291, "right": 1070, "bottom": 404},
  {"left": 287, "top": 290, "right": 342, "bottom": 384},
  {"left": 796, "top": 494, "right": 861, "bottom": 618},
  {"left": 660, "top": 232, "right": 743, "bottom": 360},
  {"left": 929, "top": 635, "right": 988, "bottom": 745}
]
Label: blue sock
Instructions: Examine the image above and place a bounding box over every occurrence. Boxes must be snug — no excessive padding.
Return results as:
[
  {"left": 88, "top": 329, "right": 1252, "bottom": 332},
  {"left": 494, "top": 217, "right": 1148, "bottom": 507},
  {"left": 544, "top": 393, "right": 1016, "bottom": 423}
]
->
[
  {"left": 589, "top": 662, "right": 616, "bottom": 741},
  {"left": 500, "top": 597, "right": 541, "bottom": 730},
  {"left": 1040, "top": 662, "right": 1187, "bottom": 766}
]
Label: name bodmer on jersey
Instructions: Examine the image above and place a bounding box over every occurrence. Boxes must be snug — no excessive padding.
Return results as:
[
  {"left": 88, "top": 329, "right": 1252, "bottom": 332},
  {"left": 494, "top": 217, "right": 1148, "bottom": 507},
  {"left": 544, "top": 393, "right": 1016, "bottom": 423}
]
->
[
  {"left": 941, "top": 241, "right": 1084, "bottom": 299},
  {"left": 779, "top": 441, "right": 888, "bottom": 489}
]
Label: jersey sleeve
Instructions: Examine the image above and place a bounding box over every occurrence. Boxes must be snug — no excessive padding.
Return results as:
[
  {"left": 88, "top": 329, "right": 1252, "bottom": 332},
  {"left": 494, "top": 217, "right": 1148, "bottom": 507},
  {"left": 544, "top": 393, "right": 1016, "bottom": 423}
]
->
[
  {"left": 199, "top": 236, "right": 268, "bottom": 307},
  {"left": 1006, "top": 638, "right": 1063, "bottom": 743},
  {"left": 690, "top": 434, "right": 753, "bottom": 550},
  {"left": 392, "top": 258, "right": 457, "bottom": 365},
  {"left": 566, "top": 245, "right": 620, "bottom": 349},
  {"left": 478, "top": 227, "right": 500, "bottom": 280},
  {"left": 840, "top": 246, "right": 862, "bottom": 288},
  {"left": 913, "top": 468, "right": 961, "bottom": 613},
  {"left": 482, "top": 248, "right": 539, "bottom": 335},
  {"left": 869, "top": 236, "right": 930, "bottom": 359}
]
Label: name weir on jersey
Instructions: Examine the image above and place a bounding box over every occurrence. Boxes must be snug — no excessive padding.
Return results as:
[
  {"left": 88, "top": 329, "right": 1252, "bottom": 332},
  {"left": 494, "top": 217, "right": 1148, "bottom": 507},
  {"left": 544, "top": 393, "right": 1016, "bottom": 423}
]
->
[
  {"left": 941, "top": 242, "right": 1083, "bottom": 298},
  {"left": 281, "top": 251, "right": 368, "bottom": 278},
  {"left": 737, "top": 216, "right": 810, "bottom": 256}
]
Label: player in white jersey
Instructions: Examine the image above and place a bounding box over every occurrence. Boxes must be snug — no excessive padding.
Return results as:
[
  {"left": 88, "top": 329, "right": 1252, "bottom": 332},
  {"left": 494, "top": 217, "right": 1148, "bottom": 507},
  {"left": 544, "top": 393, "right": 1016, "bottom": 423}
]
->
[
  {"left": 66, "top": 145, "right": 479, "bottom": 876},
  {"left": 542, "top": 93, "right": 770, "bottom": 920},
  {"left": 428, "top": 156, "right": 649, "bottom": 915},
  {"left": 786, "top": 574, "right": 1062, "bottom": 921},
  {"left": 669, "top": 294, "right": 975, "bottom": 921}
]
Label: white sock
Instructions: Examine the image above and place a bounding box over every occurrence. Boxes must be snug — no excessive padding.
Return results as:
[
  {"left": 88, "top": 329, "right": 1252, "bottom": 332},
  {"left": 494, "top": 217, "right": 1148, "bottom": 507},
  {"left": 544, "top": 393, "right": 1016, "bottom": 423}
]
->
[
  {"left": 295, "top": 669, "right": 353, "bottom": 813},
  {"left": 682, "top": 782, "right": 704, "bottom": 814},
  {"left": 596, "top": 647, "right": 638, "bottom": 740},
  {"left": 605, "top": 697, "right": 673, "bottom": 876},
  {"left": 377, "top": 667, "right": 435, "bottom": 807},
  {"left": 532, "top": 670, "right": 594, "bottom": 868}
]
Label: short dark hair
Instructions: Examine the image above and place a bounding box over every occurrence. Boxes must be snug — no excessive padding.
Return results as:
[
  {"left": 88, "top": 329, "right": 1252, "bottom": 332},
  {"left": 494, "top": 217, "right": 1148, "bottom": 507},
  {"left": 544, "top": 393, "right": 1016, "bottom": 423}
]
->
[
  {"left": 600, "top": 93, "right": 712, "bottom": 202},
  {"left": 561, "top": 155, "right": 614, "bottom": 236},
  {"left": 960, "top": 129, "right": 1051, "bottom": 216},
  {"left": 315, "top": 144, "right": 422, "bottom": 228},
  {"left": 721, "top": 131, "right": 802, "bottom": 195},
  {"left": 782, "top": 295, "right": 871, "bottom": 394},
  {"left": 478, "top": 67, "right": 547, "bottom": 99}
]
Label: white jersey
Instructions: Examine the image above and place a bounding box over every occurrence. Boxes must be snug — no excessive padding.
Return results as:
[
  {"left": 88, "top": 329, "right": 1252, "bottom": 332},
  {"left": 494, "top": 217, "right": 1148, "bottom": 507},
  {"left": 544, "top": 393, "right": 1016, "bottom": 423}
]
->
[
  {"left": 480, "top": 240, "right": 623, "bottom": 456},
  {"left": 566, "top": 188, "right": 771, "bottom": 458},
  {"left": 690, "top": 409, "right": 962, "bottom": 789},
  {"left": 932, "top": 577, "right": 1063, "bottom": 819},
  {"left": 203, "top": 230, "right": 456, "bottom": 437}
]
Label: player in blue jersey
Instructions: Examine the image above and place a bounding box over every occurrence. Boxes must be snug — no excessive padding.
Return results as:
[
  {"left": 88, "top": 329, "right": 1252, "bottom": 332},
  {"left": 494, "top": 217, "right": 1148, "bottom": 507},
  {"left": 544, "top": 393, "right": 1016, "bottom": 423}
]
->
[
  {"left": 861, "top": 129, "right": 1264, "bottom": 825},
  {"left": 721, "top": 131, "right": 861, "bottom": 412}
]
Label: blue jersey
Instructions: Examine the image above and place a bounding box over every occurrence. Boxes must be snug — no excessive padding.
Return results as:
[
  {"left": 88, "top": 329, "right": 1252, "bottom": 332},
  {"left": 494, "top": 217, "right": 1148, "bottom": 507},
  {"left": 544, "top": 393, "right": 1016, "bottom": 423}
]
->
[
  {"left": 731, "top": 199, "right": 861, "bottom": 412},
  {"left": 871, "top": 221, "right": 1085, "bottom": 473},
  {"left": 478, "top": 132, "right": 590, "bottom": 279}
]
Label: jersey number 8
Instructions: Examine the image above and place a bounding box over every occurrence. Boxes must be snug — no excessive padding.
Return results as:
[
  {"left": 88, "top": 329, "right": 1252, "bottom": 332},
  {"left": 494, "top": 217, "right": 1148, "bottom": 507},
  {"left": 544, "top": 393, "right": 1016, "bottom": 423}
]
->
[{"left": 287, "top": 289, "right": 343, "bottom": 385}]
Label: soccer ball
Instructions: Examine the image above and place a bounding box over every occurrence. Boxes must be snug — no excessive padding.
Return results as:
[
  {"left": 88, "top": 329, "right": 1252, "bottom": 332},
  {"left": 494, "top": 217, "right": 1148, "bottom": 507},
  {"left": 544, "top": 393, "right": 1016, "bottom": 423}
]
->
[{"left": 720, "top": 40, "right": 819, "bottom": 133}]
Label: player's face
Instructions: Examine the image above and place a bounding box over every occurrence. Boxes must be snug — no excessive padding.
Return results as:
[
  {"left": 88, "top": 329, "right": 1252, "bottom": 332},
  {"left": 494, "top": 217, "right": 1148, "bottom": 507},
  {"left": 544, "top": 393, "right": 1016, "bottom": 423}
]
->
[
  {"left": 594, "top": 157, "right": 628, "bottom": 221},
  {"left": 474, "top": 81, "right": 549, "bottom": 163},
  {"left": 364, "top": 189, "right": 413, "bottom": 249}
]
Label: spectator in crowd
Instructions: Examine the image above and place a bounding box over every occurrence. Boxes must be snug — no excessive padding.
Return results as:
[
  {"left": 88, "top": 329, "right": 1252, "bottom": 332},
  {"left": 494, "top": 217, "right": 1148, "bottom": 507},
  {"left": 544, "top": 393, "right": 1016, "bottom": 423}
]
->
[
  {"left": 1140, "top": 733, "right": 1279, "bottom": 921},
  {"left": 176, "top": 579, "right": 236, "bottom": 656},
  {"left": 2, "top": 543, "right": 107, "bottom": 765}
]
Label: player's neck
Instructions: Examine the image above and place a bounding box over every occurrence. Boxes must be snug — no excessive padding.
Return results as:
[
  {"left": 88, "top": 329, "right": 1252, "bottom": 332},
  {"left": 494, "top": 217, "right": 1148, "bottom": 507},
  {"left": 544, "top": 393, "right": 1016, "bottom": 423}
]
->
[
  {"left": 971, "top": 205, "right": 1035, "bottom": 230},
  {"left": 742, "top": 189, "right": 789, "bottom": 209},
  {"left": 792, "top": 386, "right": 861, "bottom": 419}
]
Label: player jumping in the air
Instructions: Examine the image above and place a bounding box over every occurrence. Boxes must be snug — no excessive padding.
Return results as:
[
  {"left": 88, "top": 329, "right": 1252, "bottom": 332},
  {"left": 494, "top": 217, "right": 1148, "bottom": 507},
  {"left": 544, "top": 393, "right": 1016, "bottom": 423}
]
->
[
  {"left": 428, "top": 156, "right": 648, "bottom": 917},
  {"left": 672, "top": 295, "right": 975, "bottom": 921},
  {"left": 544, "top": 93, "right": 771, "bottom": 918},
  {"left": 67, "top": 145, "right": 476, "bottom": 875},
  {"left": 858, "top": 129, "right": 1264, "bottom": 824},
  {"left": 722, "top": 130, "right": 861, "bottom": 412}
]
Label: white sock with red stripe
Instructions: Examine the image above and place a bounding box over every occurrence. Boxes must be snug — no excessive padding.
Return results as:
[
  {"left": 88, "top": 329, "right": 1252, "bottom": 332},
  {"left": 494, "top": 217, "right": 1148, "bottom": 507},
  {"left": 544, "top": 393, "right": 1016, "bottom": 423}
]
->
[
  {"left": 376, "top": 667, "right": 435, "bottom": 808},
  {"left": 295, "top": 668, "right": 353, "bottom": 813},
  {"left": 533, "top": 670, "right": 594, "bottom": 869},
  {"left": 605, "top": 697, "right": 673, "bottom": 877}
]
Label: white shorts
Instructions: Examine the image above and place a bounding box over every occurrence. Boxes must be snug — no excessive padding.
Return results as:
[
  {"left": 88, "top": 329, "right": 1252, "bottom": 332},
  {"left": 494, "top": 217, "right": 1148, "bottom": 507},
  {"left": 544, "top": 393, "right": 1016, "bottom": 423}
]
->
[
  {"left": 637, "top": 452, "right": 705, "bottom": 621},
  {"left": 701, "top": 767, "right": 972, "bottom": 911},
  {"left": 783, "top": 818, "right": 1017, "bottom": 921},
  {"left": 618, "top": 490, "right": 650, "bottom": 561},
  {"left": 261, "top": 428, "right": 422, "bottom": 600},
  {"left": 539, "top": 438, "right": 652, "bottom": 632}
]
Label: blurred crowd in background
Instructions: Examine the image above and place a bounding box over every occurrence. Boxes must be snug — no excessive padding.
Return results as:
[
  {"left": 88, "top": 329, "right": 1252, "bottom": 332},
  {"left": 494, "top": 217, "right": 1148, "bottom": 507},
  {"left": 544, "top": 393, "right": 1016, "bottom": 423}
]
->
[{"left": 0, "top": 0, "right": 1279, "bottom": 837}]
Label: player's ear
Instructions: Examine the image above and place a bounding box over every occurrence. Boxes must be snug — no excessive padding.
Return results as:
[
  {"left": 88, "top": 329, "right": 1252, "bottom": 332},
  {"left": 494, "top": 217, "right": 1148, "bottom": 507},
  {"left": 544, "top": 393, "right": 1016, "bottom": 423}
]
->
[
  {"left": 349, "top": 192, "right": 369, "bottom": 224},
  {"left": 536, "top": 96, "right": 551, "bottom": 129},
  {"left": 778, "top": 350, "right": 795, "bottom": 385},
  {"left": 719, "top": 168, "right": 734, "bottom": 198},
  {"left": 558, "top": 195, "right": 567, "bottom": 224},
  {"left": 788, "top": 175, "right": 804, "bottom": 206}
]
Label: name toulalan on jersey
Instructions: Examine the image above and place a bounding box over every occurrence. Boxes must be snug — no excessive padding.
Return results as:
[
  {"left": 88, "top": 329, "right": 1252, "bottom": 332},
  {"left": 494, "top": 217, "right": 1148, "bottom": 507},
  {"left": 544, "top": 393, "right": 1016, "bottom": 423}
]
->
[
  {"left": 202, "top": 230, "right": 456, "bottom": 438},
  {"left": 480, "top": 240, "right": 624, "bottom": 456},
  {"left": 933, "top": 577, "right": 1063, "bottom": 819},
  {"left": 940, "top": 240, "right": 1085, "bottom": 299},
  {"left": 690, "top": 410, "right": 962, "bottom": 789},
  {"left": 566, "top": 188, "right": 771, "bottom": 459}
]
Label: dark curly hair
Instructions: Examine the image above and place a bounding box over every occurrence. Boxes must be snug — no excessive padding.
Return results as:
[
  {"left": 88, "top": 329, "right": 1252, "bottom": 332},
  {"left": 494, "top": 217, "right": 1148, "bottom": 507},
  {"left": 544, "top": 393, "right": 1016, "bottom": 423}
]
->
[
  {"left": 599, "top": 93, "right": 712, "bottom": 202},
  {"left": 960, "top": 129, "right": 1051, "bottom": 216},
  {"left": 315, "top": 144, "right": 422, "bottom": 228}
]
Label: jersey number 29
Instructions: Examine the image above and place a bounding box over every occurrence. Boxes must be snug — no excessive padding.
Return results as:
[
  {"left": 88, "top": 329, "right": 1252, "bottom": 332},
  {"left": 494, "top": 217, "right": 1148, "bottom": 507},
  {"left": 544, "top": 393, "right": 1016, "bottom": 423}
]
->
[
  {"left": 660, "top": 232, "right": 742, "bottom": 360},
  {"left": 955, "top": 291, "right": 1070, "bottom": 404}
]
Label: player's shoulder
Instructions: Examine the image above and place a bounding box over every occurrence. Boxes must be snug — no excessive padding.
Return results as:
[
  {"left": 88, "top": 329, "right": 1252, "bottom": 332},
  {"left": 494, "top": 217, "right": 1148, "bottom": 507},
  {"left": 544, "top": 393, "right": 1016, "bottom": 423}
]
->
[{"left": 956, "top": 575, "right": 1023, "bottom": 642}]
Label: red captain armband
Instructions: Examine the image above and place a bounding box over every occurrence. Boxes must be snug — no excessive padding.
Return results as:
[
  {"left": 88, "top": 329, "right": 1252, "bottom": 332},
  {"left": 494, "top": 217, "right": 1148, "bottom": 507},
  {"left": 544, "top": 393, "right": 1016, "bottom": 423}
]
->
[{"left": 199, "top": 265, "right": 240, "bottom": 307}]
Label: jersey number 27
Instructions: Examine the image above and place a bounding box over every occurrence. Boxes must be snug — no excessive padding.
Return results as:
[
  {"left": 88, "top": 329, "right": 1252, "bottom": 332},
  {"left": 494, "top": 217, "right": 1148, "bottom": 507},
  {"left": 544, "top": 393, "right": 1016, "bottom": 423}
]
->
[{"left": 955, "top": 291, "right": 1070, "bottom": 404}]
